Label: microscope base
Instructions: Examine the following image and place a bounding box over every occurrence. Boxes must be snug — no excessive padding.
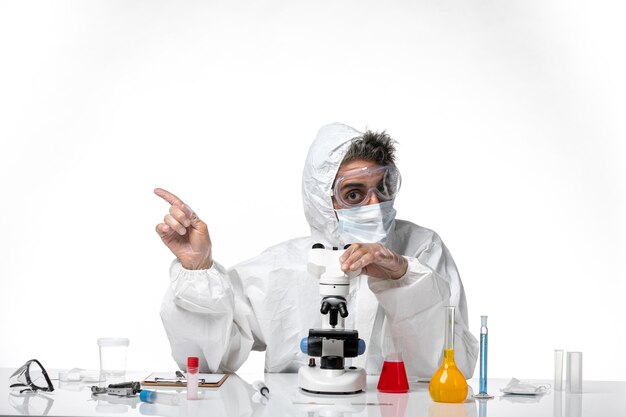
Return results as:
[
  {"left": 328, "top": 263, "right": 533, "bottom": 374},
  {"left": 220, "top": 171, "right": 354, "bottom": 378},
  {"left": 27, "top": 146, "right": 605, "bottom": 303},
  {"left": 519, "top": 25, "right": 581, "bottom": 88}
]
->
[{"left": 298, "top": 366, "right": 367, "bottom": 394}]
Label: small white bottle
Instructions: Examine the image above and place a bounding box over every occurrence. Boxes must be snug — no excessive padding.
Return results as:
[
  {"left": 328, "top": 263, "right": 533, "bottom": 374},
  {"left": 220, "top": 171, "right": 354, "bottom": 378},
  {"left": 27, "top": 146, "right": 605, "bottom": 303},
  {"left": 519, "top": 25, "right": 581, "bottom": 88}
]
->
[{"left": 187, "top": 356, "right": 199, "bottom": 400}]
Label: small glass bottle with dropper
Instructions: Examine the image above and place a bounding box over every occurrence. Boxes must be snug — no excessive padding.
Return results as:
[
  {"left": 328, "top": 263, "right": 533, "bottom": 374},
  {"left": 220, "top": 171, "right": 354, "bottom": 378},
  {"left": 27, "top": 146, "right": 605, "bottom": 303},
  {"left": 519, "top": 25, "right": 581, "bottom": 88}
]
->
[{"left": 429, "top": 306, "right": 468, "bottom": 403}]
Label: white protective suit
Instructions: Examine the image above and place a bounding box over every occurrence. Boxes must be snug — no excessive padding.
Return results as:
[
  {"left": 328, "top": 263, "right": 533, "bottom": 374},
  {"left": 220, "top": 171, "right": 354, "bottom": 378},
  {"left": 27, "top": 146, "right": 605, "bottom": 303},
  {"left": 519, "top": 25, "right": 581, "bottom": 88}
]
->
[{"left": 160, "top": 122, "right": 478, "bottom": 379}]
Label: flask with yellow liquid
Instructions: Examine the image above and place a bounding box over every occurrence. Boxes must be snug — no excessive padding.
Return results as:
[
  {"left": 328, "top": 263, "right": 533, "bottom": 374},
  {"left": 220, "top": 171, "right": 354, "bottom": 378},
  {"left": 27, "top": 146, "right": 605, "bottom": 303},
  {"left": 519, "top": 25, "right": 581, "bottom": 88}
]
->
[{"left": 429, "top": 306, "right": 468, "bottom": 403}]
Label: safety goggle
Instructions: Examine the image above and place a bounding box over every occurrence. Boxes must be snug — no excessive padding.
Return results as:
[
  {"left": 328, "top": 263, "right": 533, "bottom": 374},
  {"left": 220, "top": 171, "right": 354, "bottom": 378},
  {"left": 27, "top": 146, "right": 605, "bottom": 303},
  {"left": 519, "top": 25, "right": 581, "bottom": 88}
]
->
[
  {"left": 332, "top": 165, "right": 401, "bottom": 208},
  {"left": 9, "top": 359, "right": 54, "bottom": 394}
]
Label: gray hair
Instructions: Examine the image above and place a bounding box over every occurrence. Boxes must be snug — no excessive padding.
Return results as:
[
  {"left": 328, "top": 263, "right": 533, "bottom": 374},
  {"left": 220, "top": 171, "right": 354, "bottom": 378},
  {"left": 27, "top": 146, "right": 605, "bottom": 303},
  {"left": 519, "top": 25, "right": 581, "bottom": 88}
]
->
[{"left": 342, "top": 130, "right": 397, "bottom": 166}]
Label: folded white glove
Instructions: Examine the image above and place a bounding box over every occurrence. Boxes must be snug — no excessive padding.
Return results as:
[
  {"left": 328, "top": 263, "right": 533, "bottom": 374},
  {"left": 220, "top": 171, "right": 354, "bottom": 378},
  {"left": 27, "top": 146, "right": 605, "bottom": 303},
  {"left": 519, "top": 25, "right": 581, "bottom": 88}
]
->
[{"left": 500, "top": 378, "right": 550, "bottom": 395}]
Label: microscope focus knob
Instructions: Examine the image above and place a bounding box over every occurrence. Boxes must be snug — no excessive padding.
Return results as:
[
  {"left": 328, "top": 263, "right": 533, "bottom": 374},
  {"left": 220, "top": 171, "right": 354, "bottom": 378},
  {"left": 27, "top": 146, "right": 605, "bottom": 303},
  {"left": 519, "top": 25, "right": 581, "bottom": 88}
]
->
[
  {"left": 300, "top": 337, "right": 309, "bottom": 354},
  {"left": 358, "top": 339, "right": 366, "bottom": 356}
]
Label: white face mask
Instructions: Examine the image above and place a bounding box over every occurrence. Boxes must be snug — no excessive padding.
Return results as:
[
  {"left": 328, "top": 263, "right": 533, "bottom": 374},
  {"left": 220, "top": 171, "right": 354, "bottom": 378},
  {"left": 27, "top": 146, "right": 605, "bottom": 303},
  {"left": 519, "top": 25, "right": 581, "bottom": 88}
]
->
[{"left": 335, "top": 200, "right": 397, "bottom": 245}]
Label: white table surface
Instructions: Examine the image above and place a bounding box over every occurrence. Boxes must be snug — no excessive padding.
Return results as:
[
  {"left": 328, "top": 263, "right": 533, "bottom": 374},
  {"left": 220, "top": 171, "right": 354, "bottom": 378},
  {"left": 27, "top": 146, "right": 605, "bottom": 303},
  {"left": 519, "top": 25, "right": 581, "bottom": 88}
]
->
[{"left": 2, "top": 368, "right": 624, "bottom": 417}]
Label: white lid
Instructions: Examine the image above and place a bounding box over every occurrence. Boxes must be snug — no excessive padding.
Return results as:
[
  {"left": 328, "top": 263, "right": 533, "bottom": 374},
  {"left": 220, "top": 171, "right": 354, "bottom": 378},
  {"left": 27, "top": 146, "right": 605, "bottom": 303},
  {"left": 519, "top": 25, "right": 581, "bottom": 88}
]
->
[{"left": 97, "top": 337, "right": 129, "bottom": 347}]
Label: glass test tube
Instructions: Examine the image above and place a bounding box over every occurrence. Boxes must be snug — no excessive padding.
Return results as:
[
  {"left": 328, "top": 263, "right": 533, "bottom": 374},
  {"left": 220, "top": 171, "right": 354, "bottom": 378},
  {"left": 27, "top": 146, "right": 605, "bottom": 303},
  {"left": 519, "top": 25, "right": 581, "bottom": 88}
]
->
[
  {"left": 473, "top": 316, "right": 494, "bottom": 399},
  {"left": 554, "top": 349, "right": 564, "bottom": 391},
  {"left": 566, "top": 352, "right": 583, "bottom": 393},
  {"left": 479, "top": 315, "right": 488, "bottom": 394}
]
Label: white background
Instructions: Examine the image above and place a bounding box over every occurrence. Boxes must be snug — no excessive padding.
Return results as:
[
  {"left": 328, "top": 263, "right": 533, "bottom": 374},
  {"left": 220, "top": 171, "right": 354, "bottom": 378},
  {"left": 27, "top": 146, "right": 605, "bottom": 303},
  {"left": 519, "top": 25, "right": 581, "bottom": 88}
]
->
[{"left": 1, "top": 0, "right": 624, "bottom": 381}]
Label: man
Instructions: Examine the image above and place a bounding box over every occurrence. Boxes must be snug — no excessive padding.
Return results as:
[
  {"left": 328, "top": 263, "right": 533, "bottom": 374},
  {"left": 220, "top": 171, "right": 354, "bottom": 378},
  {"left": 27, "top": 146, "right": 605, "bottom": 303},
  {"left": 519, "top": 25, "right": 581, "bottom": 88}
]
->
[{"left": 155, "top": 122, "right": 478, "bottom": 379}]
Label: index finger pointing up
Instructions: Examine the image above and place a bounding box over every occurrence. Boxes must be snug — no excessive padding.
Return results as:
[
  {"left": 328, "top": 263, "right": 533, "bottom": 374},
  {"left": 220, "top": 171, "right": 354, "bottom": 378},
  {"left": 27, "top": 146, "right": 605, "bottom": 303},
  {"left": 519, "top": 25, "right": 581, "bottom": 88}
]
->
[
  {"left": 154, "top": 187, "right": 185, "bottom": 205},
  {"left": 154, "top": 188, "right": 194, "bottom": 217}
]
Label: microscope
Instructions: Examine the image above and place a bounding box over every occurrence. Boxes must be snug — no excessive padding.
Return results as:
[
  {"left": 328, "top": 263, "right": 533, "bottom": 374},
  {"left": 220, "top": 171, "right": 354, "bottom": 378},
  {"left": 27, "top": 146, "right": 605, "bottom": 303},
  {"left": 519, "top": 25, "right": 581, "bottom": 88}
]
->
[{"left": 298, "top": 243, "right": 367, "bottom": 394}]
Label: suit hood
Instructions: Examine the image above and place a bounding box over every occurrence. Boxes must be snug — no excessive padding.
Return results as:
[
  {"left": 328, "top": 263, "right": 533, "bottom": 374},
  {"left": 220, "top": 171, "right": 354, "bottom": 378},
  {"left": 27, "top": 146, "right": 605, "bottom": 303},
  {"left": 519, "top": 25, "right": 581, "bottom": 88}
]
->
[{"left": 301, "top": 122, "right": 363, "bottom": 246}]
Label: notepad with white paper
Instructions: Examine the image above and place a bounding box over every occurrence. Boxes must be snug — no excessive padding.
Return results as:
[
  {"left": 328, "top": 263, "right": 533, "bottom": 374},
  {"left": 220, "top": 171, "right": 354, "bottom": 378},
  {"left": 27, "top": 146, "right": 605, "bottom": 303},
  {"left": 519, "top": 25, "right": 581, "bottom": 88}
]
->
[{"left": 142, "top": 372, "right": 228, "bottom": 388}]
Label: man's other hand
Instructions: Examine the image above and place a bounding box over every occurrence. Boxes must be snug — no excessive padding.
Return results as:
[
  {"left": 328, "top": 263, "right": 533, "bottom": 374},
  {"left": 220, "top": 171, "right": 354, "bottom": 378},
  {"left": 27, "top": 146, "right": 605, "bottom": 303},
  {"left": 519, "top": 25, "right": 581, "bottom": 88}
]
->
[{"left": 154, "top": 188, "right": 212, "bottom": 270}]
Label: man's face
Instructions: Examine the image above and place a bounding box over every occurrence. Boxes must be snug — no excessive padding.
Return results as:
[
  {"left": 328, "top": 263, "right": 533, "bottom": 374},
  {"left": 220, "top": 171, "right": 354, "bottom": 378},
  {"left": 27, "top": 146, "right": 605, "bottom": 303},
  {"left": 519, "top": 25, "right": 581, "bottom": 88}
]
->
[{"left": 332, "top": 159, "right": 389, "bottom": 209}]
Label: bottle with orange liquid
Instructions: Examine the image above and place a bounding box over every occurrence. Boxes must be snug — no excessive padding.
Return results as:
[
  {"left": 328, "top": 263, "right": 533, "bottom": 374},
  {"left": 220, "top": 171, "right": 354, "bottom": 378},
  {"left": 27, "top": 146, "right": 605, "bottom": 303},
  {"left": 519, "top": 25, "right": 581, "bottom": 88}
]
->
[{"left": 429, "top": 306, "right": 468, "bottom": 403}]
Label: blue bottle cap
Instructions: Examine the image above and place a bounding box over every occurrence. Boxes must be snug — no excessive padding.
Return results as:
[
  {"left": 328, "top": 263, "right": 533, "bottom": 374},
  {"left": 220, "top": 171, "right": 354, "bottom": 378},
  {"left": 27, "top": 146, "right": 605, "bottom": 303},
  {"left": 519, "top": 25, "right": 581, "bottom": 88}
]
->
[{"left": 140, "top": 390, "right": 156, "bottom": 403}]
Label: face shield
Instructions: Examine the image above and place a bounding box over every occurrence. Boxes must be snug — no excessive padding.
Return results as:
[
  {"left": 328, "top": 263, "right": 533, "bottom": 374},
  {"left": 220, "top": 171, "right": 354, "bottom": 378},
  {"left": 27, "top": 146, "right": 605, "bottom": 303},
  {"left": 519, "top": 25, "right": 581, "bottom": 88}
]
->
[{"left": 332, "top": 165, "right": 402, "bottom": 209}]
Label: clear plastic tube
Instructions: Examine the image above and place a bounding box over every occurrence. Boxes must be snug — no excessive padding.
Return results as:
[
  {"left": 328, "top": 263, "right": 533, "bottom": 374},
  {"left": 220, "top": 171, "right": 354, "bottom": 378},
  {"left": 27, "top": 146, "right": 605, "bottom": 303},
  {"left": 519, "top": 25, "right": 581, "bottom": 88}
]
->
[
  {"left": 139, "top": 390, "right": 180, "bottom": 406},
  {"left": 554, "top": 349, "right": 564, "bottom": 391},
  {"left": 566, "top": 352, "right": 583, "bottom": 393},
  {"left": 187, "top": 357, "right": 199, "bottom": 400}
]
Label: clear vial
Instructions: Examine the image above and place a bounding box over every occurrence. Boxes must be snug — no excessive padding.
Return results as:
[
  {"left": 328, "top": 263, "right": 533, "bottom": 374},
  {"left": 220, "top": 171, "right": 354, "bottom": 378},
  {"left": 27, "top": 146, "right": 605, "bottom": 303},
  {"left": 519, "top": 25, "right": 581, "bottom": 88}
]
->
[
  {"left": 187, "top": 357, "right": 199, "bottom": 400},
  {"left": 139, "top": 390, "right": 180, "bottom": 406}
]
